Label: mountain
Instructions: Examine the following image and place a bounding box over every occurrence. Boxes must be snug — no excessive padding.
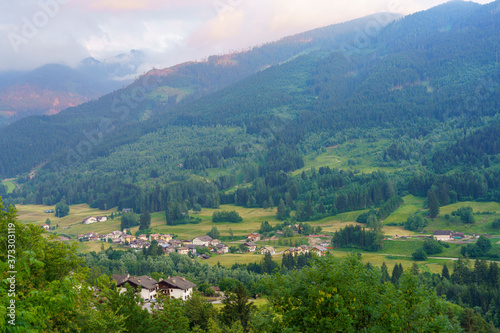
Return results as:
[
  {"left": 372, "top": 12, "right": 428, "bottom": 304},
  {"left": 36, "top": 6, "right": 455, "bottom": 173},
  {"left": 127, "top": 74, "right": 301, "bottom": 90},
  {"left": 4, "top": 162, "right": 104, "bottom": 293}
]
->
[
  {"left": 1, "top": 1, "right": 500, "bottom": 212},
  {"left": 0, "top": 50, "right": 146, "bottom": 127}
]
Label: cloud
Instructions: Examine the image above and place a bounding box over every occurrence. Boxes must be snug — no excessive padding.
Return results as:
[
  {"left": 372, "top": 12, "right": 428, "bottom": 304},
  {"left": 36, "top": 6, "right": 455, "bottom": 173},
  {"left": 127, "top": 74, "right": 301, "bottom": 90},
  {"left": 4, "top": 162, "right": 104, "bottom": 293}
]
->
[{"left": 0, "top": 0, "right": 495, "bottom": 73}]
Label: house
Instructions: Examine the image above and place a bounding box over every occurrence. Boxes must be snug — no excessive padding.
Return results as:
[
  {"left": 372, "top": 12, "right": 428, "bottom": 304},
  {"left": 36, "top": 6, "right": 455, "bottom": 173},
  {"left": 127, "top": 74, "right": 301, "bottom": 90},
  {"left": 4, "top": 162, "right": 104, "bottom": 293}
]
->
[
  {"left": 105, "top": 231, "right": 123, "bottom": 242},
  {"left": 162, "top": 234, "right": 173, "bottom": 242},
  {"left": 96, "top": 216, "right": 108, "bottom": 222},
  {"left": 247, "top": 233, "right": 261, "bottom": 242},
  {"left": 311, "top": 246, "right": 327, "bottom": 256},
  {"left": 284, "top": 247, "right": 301, "bottom": 256},
  {"left": 177, "top": 247, "right": 189, "bottom": 255},
  {"left": 192, "top": 236, "right": 212, "bottom": 247},
  {"left": 200, "top": 254, "right": 210, "bottom": 259},
  {"left": 298, "top": 245, "right": 310, "bottom": 253},
  {"left": 121, "top": 234, "right": 136, "bottom": 244},
  {"left": 216, "top": 243, "right": 229, "bottom": 254},
  {"left": 169, "top": 239, "right": 183, "bottom": 247},
  {"left": 137, "top": 234, "right": 148, "bottom": 241},
  {"left": 122, "top": 208, "right": 133, "bottom": 213},
  {"left": 157, "top": 276, "right": 196, "bottom": 300},
  {"left": 244, "top": 242, "right": 257, "bottom": 252},
  {"left": 114, "top": 274, "right": 158, "bottom": 300},
  {"left": 40, "top": 223, "right": 50, "bottom": 231},
  {"left": 433, "top": 230, "right": 452, "bottom": 241},
  {"left": 160, "top": 243, "right": 176, "bottom": 254},
  {"left": 260, "top": 246, "right": 275, "bottom": 255},
  {"left": 186, "top": 244, "right": 198, "bottom": 254},
  {"left": 210, "top": 239, "right": 220, "bottom": 247},
  {"left": 210, "top": 286, "right": 221, "bottom": 296},
  {"left": 130, "top": 239, "right": 150, "bottom": 249}
]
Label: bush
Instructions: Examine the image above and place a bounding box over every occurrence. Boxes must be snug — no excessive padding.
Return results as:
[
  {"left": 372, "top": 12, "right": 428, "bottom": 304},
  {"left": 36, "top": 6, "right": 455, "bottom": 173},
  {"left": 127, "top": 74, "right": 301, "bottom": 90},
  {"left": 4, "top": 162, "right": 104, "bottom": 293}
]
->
[
  {"left": 452, "top": 206, "right": 475, "bottom": 224},
  {"left": 212, "top": 210, "right": 243, "bottom": 223},
  {"left": 404, "top": 213, "right": 427, "bottom": 231},
  {"left": 423, "top": 238, "right": 443, "bottom": 255},
  {"left": 412, "top": 248, "right": 428, "bottom": 261}
]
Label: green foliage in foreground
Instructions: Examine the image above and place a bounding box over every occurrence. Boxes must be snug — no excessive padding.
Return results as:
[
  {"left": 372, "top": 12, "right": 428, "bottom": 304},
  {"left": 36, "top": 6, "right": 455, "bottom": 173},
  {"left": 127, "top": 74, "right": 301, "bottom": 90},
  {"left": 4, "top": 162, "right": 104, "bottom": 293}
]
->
[{"left": 264, "top": 254, "right": 462, "bottom": 332}]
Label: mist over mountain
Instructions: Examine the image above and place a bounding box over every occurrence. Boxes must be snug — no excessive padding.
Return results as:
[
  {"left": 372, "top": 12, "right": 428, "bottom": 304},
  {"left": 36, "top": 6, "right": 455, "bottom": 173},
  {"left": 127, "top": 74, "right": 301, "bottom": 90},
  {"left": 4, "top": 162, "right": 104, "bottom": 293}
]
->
[{"left": 0, "top": 50, "right": 146, "bottom": 127}]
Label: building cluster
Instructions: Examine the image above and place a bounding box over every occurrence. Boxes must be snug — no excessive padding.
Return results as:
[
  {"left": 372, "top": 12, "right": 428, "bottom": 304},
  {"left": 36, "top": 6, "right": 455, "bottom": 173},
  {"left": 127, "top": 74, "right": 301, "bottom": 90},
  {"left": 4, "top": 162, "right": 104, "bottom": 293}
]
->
[
  {"left": 81, "top": 216, "right": 108, "bottom": 224},
  {"left": 283, "top": 245, "right": 328, "bottom": 256},
  {"left": 433, "top": 230, "right": 467, "bottom": 241},
  {"left": 112, "top": 274, "right": 196, "bottom": 301}
]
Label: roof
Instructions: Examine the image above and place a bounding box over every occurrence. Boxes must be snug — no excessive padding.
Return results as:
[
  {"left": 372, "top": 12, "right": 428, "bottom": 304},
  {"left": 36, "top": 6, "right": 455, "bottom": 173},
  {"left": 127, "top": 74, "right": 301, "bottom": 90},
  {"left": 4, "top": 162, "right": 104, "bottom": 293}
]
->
[
  {"left": 112, "top": 274, "right": 129, "bottom": 285},
  {"left": 244, "top": 242, "right": 257, "bottom": 247},
  {"left": 194, "top": 236, "right": 212, "bottom": 242},
  {"left": 161, "top": 276, "right": 196, "bottom": 290},
  {"left": 433, "top": 230, "right": 452, "bottom": 236},
  {"left": 116, "top": 275, "right": 158, "bottom": 290}
]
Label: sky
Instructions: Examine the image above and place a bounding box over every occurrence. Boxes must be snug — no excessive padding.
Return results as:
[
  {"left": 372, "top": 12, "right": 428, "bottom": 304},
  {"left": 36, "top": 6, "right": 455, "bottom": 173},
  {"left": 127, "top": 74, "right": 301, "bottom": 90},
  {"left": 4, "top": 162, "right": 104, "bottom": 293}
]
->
[{"left": 0, "top": 0, "right": 495, "bottom": 77}]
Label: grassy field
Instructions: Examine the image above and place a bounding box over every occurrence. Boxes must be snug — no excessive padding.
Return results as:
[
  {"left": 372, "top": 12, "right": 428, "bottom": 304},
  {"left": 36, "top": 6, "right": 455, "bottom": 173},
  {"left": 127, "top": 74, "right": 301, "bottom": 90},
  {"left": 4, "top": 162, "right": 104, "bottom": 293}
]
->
[
  {"left": 424, "top": 201, "right": 500, "bottom": 235},
  {"left": 2, "top": 180, "right": 16, "bottom": 194},
  {"left": 384, "top": 195, "right": 425, "bottom": 224},
  {"left": 144, "top": 205, "right": 281, "bottom": 239},
  {"left": 293, "top": 138, "right": 401, "bottom": 175},
  {"left": 16, "top": 203, "right": 121, "bottom": 237}
]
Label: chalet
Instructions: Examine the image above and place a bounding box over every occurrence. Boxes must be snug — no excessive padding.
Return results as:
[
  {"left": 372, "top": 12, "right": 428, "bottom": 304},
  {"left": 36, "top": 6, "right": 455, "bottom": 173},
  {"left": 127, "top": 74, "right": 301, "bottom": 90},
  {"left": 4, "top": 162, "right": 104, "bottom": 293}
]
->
[
  {"left": 186, "top": 244, "right": 198, "bottom": 254},
  {"left": 216, "top": 243, "right": 229, "bottom": 254},
  {"left": 433, "top": 230, "right": 452, "bottom": 241},
  {"left": 106, "top": 231, "right": 123, "bottom": 240},
  {"left": 130, "top": 239, "right": 150, "bottom": 249},
  {"left": 40, "top": 223, "right": 50, "bottom": 231},
  {"left": 114, "top": 274, "right": 158, "bottom": 300},
  {"left": 160, "top": 243, "right": 176, "bottom": 254},
  {"left": 192, "top": 236, "right": 212, "bottom": 247},
  {"left": 247, "top": 233, "right": 261, "bottom": 242},
  {"left": 210, "top": 239, "right": 220, "bottom": 247},
  {"left": 298, "top": 245, "right": 310, "bottom": 253},
  {"left": 168, "top": 239, "right": 183, "bottom": 247},
  {"left": 157, "top": 276, "right": 196, "bottom": 300},
  {"left": 244, "top": 242, "right": 257, "bottom": 252},
  {"left": 177, "top": 247, "right": 189, "bottom": 255},
  {"left": 311, "top": 246, "right": 328, "bottom": 256},
  {"left": 284, "top": 247, "right": 302, "bottom": 256},
  {"left": 137, "top": 234, "right": 148, "bottom": 241},
  {"left": 96, "top": 216, "right": 108, "bottom": 222},
  {"left": 260, "top": 246, "right": 275, "bottom": 255},
  {"left": 121, "top": 234, "right": 136, "bottom": 243}
]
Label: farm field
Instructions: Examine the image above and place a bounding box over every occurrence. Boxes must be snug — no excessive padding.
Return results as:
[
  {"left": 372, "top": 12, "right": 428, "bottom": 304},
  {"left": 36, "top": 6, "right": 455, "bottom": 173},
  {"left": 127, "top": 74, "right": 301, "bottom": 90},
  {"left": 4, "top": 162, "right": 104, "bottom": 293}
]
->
[{"left": 16, "top": 203, "right": 121, "bottom": 237}]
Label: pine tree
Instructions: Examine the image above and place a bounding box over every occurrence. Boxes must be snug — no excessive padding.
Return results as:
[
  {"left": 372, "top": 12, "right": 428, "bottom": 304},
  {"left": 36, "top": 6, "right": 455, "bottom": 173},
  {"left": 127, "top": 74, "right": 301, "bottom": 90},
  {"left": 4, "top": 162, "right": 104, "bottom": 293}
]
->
[
  {"left": 442, "top": 263, "right": 450, "bottom": 280},
  {"left": 391, "top": 263, "right": 403, "bottom": 284},
  {"left": 277, "top": 199, "right": 288, "bottom": 220},
  {"left": 139, "top": 211, "right": 151, "bottom": 230},
  {"left": 381, "top": 262, "right": 391, "bottom": 283},
  {"left": 427, "top": 190, "right": 440, "bottom": 218}
]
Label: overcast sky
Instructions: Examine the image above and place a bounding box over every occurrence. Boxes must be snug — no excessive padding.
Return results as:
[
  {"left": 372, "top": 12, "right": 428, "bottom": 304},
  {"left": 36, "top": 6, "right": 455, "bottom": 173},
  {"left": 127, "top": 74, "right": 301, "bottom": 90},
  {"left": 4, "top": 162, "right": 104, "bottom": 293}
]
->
[{"left": 0, "top": 0, "right": 494, "bottom": 76}]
